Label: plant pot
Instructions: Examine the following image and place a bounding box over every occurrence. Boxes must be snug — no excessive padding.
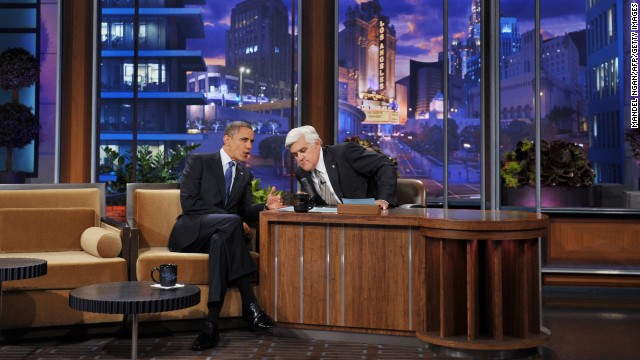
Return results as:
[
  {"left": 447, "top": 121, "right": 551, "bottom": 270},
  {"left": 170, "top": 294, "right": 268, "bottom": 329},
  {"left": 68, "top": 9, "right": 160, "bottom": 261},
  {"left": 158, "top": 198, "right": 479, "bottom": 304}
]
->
[
  {"left": 501, "top": 186, "right": 591, "bottom": 207},
  {"left": 106, "top": 205, "right": 127, "bottom": 223},
  {"left": 0, "top": 171, "right": 26, "bottom": 184}
]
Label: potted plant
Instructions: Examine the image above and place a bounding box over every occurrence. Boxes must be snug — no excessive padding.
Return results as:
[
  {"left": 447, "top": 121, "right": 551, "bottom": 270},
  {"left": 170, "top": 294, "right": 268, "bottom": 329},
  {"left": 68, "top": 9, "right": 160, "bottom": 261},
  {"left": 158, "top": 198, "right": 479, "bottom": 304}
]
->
[
  {"left": 101, "top": 143, "right": 201, "bottom": 195},
  {"left": 500, "top": 138, "right": 595, "bottom": 207},
  {"left": 0, "top": 47, "right": 40, "bottom": 183},
  {"left": 626, "top": 128, "right": 640, "bottom": 192},
  {"left": 625, "top": 128, "right": 640, "bottom": 161},
  {"left": 100, "top": 143, "right": 200, "bottom": 221}
]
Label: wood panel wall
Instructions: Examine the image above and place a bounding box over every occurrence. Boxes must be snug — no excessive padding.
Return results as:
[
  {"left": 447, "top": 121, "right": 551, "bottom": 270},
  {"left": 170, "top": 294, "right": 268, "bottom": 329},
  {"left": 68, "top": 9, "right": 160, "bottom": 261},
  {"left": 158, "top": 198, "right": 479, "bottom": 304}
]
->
[
  {"left": 59, "top": 0, "right": 94, "bottom": 183},
  {"left": 547, "top": 218, "right": 640, "bottom": 265},
  {"left": 300, "top": 1, "right": 336, "bottom": 143},
  {"left": 543, "top": 217, "right": 640, "bottom": 287}
]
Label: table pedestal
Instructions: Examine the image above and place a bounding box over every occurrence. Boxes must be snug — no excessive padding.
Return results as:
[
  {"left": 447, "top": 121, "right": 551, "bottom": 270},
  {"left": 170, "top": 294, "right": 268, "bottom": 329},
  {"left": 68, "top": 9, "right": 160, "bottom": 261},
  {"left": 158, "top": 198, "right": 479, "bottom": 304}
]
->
[
  {"left": 69, "top": 281, "right": 200, "bottom": 360},
  {"left": 0, "top": 258, "right": 47, "bottom": 341},
  {"left": 417, "top": 227, "right": 550, "bottom": 356}
]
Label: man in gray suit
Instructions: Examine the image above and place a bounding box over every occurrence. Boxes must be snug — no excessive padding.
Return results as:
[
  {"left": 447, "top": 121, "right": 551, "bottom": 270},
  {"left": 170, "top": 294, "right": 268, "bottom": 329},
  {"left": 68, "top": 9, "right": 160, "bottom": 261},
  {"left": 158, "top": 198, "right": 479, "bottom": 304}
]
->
[
  {"left": 169, "top": 121, "right": 284, "bottom": 351},
  {"left": 285, "top": 125, "right": 397, "bottom": 209}
]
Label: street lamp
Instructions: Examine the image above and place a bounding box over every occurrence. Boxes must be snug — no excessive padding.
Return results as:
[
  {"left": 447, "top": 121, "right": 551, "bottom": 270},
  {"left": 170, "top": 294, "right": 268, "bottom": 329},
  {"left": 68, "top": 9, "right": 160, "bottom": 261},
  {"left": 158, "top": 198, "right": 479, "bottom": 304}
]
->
[
  {"left": 239, "top": 67, "right": 250, "bottom": 107},
  {"left": 462, "top": 143, "right": 472, "bottom": 181}
]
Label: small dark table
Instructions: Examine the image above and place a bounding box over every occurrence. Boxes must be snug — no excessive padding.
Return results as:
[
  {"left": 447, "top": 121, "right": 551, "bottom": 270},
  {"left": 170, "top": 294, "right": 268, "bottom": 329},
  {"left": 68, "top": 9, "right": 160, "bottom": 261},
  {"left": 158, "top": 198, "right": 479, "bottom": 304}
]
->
[
  {"left": 69, "top": 281, "right": 200, "bottom": 360},
  {"left": 0, "top": 257, "right": 48, "bottom": 339}
]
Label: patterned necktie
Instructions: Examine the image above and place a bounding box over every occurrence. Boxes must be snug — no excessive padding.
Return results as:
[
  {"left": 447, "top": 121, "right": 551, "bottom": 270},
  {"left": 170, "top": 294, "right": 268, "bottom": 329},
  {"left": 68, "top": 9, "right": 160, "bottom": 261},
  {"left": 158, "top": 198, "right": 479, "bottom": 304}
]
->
[
  {"left": 225, "top": 161, "right": 235, "bottom": 204},
  {"left": 315, "top": 169, "right": 338, "bottom": 205}
]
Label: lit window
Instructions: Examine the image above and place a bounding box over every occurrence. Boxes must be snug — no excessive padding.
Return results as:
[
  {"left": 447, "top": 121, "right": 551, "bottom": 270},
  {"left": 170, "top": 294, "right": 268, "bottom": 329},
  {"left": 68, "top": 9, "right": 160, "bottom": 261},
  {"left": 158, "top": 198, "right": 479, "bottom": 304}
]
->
[{"left": 607, "top": 8, "right": 613, "bottom": 38}]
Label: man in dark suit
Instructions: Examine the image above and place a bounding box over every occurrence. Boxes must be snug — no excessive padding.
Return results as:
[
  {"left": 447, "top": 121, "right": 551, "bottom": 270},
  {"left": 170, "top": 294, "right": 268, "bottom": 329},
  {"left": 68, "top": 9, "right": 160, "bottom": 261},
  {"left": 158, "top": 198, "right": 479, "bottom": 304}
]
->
[
  {"left": 169, "top": 121, "right": 284, "bottom": 351},
  {"left": 285, "top": 125, "right": 397, "bottom": 209}
]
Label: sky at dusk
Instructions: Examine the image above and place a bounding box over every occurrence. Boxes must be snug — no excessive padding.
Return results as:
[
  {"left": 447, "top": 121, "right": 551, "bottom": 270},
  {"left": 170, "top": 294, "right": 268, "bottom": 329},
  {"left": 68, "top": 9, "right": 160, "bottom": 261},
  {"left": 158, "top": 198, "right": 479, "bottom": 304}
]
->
[{"left": 188, "top": 0, "right": 587, "bottom": 78}]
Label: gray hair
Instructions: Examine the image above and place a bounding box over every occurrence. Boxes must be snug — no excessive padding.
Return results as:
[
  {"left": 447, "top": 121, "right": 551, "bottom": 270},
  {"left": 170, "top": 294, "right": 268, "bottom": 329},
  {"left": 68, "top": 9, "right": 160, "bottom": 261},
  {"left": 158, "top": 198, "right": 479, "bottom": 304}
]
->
[
  {"left": 224, "top": 121, "right": 252, "bottom": 136},
  {"left": 285, "top": 125, "right": 322, "bottom": 149}
]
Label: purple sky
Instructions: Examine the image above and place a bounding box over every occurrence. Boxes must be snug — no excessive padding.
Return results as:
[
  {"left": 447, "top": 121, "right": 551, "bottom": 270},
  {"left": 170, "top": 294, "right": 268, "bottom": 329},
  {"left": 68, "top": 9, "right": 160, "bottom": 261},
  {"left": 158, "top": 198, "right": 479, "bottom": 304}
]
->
[{"left": 189, "top": 0, "right": 587, "bottom": 77}]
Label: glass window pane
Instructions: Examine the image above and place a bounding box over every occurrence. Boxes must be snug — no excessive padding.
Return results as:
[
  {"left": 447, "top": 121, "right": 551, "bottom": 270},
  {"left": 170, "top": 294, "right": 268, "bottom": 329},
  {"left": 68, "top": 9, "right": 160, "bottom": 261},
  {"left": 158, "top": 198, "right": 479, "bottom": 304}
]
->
[
  {"left": 448, "top": 0, "right": 482, "bottom": 203},
  {"left": 0, "top": 1, "right": 57, "bottom": 182},
  {"left": 499, "top": 0, "right": 636, "bottom": 209},
  {"left": 337, "top": 0, "right": 445, "bottom": 202},
  {"left": 498, "top": 0, "right": 536, "bottom": 207},
  {"left": 98, "top": 0, "right": 298, "bottom": 204},
  {"left": 0, "top": 9, "right": 36, "bottom": 28}
]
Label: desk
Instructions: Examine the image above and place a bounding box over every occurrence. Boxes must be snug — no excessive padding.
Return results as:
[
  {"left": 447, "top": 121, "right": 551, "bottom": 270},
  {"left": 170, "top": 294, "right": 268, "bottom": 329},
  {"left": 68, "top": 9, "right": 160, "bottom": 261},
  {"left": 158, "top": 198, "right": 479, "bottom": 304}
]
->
[
  {"left": 0, "top": 258, "right": 47, "bottom": 339},
  {"left": 69, "top": 281, "right": 200, "bottom": 360},
  {"left": 259, "top": 208, "right": 549, "bottom": 354}
]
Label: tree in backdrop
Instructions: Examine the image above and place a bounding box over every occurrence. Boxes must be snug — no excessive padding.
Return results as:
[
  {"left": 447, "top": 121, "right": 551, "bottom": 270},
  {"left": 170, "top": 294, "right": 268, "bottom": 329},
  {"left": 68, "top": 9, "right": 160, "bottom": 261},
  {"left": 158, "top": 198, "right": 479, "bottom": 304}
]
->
[{"left": 0, "top": 47, "right": 39, "bottom": 174}]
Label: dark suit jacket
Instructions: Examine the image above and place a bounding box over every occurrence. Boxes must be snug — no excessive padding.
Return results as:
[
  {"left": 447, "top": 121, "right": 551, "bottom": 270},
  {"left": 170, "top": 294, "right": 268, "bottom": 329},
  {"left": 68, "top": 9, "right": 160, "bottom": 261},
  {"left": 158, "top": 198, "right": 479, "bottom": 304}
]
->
[
  {"left": 169, "top": 152, "right": 263, "bottom": 252},
  {"left": 294, "top": 142, "right": 397, "bottom": 206}
]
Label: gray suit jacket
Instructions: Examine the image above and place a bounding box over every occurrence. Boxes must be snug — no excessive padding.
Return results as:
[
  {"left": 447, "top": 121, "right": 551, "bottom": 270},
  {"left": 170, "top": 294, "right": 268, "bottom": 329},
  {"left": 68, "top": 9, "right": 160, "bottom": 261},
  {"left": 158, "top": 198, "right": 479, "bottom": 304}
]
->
[{"left": 294, "top": 142, "right": 397, "bottom": 206}]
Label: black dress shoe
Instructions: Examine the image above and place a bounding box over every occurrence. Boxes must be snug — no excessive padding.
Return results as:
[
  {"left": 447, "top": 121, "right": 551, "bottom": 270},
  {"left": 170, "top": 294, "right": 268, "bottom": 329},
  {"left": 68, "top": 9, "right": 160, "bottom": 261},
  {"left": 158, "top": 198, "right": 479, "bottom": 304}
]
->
[
  {"left": 192, "top": 321, "right": 220, "bottom": 351},
  {"left": 242, "top": 302, "right": 276, "bottom": 331}
]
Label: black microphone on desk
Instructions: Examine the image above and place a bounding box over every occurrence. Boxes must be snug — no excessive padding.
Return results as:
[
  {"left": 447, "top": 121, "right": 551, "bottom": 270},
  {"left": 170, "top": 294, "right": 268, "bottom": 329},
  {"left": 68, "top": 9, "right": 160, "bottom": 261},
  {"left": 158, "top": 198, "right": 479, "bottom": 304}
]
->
[
  {"left": 300, "top": 177, "right": 317, "bottom": 199},
  {"left": 298, "top": 177, "right": 317, "bottom": 210}
]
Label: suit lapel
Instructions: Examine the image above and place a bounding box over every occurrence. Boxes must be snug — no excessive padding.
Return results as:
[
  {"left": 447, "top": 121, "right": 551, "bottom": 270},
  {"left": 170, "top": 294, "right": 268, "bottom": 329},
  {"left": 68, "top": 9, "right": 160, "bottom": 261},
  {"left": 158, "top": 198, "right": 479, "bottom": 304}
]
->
[
  {"left": 323, "top": 147, "right": 343, "bottom": 198},
  {"left": 227, "top": 162, "right": 249, "bottom": 206},
  {"left": 210, "top": 153, "right": 226, "bottom": 200}
]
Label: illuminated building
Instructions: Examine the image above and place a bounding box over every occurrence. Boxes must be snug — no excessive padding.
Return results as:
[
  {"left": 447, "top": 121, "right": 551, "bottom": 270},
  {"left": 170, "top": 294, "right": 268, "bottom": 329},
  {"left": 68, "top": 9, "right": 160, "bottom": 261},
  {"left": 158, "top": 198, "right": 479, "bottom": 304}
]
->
[
  {"left": 98, "top": 0, "right": 207, "bottom": 181},
  {"left": 586, "top": 0, "right": 628, "bottom": 184},
  {"left": 226, "top": 0, "right": 292, "bottom": 101},
  {"left": 338, "top": 0, "right": 399, "bottom": 132}
]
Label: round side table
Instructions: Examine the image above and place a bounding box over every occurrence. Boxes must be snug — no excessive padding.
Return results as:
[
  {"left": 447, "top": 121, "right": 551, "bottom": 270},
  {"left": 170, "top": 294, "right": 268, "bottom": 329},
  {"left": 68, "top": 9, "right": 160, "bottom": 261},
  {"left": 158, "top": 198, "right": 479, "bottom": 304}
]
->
[
  {"left": 69, "top": 281, "right": 200, "bottom": 360},
  {"left": 0, "top": 257, "right": 47, "bottom": 340}
]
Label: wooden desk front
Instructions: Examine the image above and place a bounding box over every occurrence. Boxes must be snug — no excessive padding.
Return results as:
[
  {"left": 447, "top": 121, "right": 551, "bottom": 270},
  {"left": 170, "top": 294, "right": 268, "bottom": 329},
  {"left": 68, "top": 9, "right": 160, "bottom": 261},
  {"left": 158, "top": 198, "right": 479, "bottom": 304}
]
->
[{"left": 259, "top": 208, "right": 550, "bottom": 350}]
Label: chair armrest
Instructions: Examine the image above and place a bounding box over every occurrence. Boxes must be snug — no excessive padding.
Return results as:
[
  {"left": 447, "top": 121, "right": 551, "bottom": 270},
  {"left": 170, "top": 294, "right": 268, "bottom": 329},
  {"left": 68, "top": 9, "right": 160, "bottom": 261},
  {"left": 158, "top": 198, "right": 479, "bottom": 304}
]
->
[
  {"left": 101, "top": 217, "right": 136, "bottom": 279},
  {"left": 124, "top": 217, "right": 140, "bottom": 281}
]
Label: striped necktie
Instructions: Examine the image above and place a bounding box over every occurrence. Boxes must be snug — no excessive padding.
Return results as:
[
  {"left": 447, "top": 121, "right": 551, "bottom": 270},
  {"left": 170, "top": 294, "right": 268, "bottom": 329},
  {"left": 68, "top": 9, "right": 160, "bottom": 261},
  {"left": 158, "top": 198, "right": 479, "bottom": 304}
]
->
[
  {"left": 225, "top": 161, "right": 235, "bottom": 204},
  {"left": 315, "top": 169, "right": 338, "bottom": 205}
]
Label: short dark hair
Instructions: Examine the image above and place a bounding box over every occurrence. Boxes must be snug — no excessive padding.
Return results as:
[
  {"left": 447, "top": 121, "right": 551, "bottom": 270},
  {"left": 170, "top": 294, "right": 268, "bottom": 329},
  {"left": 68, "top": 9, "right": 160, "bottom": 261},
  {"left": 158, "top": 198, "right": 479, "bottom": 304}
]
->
[{"left": 224, "top": 121, "right": 253, "bottom": 136}]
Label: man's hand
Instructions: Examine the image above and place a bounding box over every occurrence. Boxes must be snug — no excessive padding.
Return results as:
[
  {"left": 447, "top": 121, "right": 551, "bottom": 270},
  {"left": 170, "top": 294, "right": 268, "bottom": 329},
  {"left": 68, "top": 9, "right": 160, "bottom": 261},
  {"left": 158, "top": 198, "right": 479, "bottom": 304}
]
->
[
  {"left": 265, "top": 186, "right": 286, "bottom": 210},
  {"left": 243, "top": 222, "right": 252, "bottom": 236},
  {"left": 375, "top": 199, "right": 389, "bottom": 210}
]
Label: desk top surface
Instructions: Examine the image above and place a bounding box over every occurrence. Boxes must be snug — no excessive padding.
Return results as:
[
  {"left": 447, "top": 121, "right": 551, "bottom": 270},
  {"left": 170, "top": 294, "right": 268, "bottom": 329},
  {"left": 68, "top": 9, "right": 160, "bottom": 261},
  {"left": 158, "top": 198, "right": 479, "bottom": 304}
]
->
[
  {"left": 261, "top": 208, "right": 548, "bottom": 232},
  {"left": 69, "top": 281, "right": 200, "bottom": 315},
  {"left": 0, "top": 257, "right": 47, "bottom": 281}
]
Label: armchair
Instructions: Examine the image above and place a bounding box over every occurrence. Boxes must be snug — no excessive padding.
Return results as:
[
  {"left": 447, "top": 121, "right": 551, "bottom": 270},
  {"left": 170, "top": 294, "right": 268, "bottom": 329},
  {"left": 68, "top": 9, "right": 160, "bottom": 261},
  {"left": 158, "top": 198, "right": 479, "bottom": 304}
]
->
[
  {"left": 125, "top": 183, "right": 258, "bottom": 322},
  {"left": 396, "top": 178, "right": 427, "bottom": 208}
]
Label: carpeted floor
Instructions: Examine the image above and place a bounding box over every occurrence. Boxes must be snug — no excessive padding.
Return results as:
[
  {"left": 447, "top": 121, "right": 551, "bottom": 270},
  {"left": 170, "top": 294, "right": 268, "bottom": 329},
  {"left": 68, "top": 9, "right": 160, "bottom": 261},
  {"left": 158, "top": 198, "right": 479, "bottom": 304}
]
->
[
  {"left": 1, "top": 286, "right": 639, "bottom": 359},
  {"left": 1, "top": 330, "right": 434, "bottom": 359}
]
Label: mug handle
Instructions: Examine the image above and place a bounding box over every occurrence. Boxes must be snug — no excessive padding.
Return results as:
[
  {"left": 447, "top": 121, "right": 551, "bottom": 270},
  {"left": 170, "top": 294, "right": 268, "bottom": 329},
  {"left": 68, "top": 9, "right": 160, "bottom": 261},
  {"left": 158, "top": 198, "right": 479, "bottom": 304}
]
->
[
  {"left": 150, "top": 267, "right": 160, "bottom": 283},
  {"left": 307, "top": 199, "right": 315, "bottom": 210}
]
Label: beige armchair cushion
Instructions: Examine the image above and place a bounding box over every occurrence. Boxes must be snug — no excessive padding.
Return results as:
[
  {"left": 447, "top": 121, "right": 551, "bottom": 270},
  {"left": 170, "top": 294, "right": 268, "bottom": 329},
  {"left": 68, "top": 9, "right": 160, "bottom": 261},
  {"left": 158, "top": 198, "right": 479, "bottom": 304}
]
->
[
  {"left": 0, "top": 208, "right": 97, "bottom": 252},
  {"left": 80, "top": 227, "right": 122, "bottom": 258},
  {"left": 136, "top": 247, "right": 209, "bottom": 284},
  {"left": 0, "top": 251, "right": 128, "bottom": 291},
  {"left": 0, "top": 188, "right": 101, "bottom": 214},
  {"left": 133, "top": 189, "right": 182, "bottom": 248}
]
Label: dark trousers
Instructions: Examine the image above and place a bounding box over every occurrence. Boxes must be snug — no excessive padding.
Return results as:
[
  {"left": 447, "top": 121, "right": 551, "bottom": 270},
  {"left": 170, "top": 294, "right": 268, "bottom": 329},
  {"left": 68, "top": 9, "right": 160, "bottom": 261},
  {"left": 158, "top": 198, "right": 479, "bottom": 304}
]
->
[{"left": 180, "top": 214, "right": 256, "bottom": 305}]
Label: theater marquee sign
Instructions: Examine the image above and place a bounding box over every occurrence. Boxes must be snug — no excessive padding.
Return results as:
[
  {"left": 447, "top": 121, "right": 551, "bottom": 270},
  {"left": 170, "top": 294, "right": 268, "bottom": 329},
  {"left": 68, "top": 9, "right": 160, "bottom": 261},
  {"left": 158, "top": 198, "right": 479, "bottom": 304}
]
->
[
  {"left": 379, "top": 19, "right": 387, "bottom": 92},
  {"left": 359, "top": 19, "right": 400, "bottom": 125}
]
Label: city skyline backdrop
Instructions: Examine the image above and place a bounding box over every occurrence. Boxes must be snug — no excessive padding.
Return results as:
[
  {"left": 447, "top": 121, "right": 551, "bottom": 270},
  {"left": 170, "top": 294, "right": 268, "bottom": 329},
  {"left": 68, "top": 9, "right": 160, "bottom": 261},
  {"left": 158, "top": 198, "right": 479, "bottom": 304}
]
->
[{"left": 189, "top": 0, "right": 588, "bottom": 80}]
